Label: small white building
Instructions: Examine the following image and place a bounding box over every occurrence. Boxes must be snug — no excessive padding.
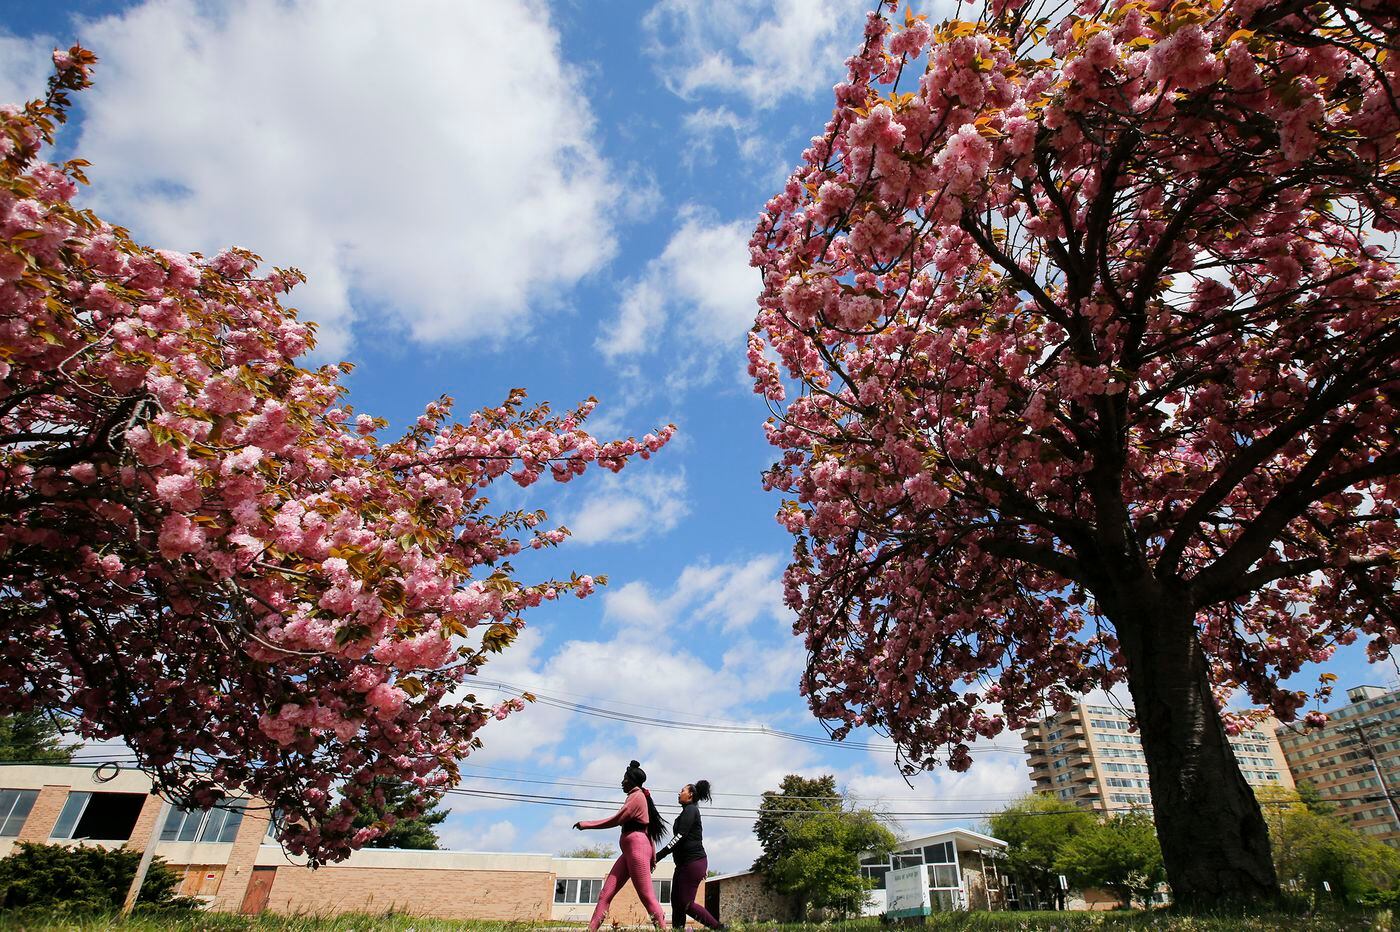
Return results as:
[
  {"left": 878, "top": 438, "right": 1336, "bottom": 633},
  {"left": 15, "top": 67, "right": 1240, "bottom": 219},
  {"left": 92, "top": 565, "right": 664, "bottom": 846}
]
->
[
  {"left": 705, "top": 826, "right": 1013, "bottom": 922},
  {"left": 857, "top": 827, "right": 1013, "bottom": 914}
]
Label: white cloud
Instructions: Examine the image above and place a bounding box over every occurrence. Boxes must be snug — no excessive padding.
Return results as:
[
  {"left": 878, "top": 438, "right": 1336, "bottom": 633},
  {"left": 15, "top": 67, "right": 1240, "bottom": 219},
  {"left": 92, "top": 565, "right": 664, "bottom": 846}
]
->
[
  {"left": 839, "top": 756, "right": 1032, "bottom": 838},
  {"left": 69, "top": 0, "right": 619, "bottom": 356},
  {"left": 437, "top": 816, "right": 520, "bottom": 853},
  {"left": 692, "top": 554, "right": 786, "bottom": 631},
  {"left": 567, "top": 469, "right": 691, "bottom": 545},
  {"left": 599, "top": 208, "right": 757, "bottom": 359},
  {"left": 601, "top": 554, "right": 788, "bottom": 634},
  {"left": 643, "top": 0, "right": 867, "bottom": 109},
  {"left": 446, "top": 555, "right": 1033, "bottom": 872},
  {"left": 679, "top": 106, "right": 775, "bottom": 166},
  {"left": 603, "top": 580, "right": 670, "bottom": 629},
  {"left": 0, "top": 32, "right": 55, "bottom": 109}
]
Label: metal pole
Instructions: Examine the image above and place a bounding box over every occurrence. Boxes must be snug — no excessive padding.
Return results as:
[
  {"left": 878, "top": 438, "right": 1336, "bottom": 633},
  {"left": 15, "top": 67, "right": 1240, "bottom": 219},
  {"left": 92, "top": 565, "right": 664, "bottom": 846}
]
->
[
  {"left": 122, "top": 797, "right": 172, "bottom": 916},
  {"left": 1347, "top": 722, "right": 1400, "bottom": 834}
]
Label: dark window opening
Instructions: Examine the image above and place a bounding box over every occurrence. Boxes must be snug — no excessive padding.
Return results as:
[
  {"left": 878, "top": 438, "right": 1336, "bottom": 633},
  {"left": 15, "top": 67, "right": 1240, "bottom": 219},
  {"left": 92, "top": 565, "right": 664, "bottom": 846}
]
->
[{"left": 53, "top": 791, "right": 147, "bottom": 841}]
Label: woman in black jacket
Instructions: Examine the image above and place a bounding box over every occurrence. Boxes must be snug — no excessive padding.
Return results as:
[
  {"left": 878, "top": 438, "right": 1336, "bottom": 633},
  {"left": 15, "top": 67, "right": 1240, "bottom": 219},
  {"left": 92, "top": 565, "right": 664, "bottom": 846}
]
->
[{"left": 655, "top": 780, "right": 723, "bottom": 929}]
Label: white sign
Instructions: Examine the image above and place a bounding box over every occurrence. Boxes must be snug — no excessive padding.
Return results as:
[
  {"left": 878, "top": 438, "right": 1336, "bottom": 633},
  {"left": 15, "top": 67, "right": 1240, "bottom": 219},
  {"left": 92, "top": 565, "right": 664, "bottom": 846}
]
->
[
  {"left": 1059, "top": 874, "right": 1069, "bottom": 891},
  {"left": 886, "top": 864, "right": 930, "bottom": 919}
]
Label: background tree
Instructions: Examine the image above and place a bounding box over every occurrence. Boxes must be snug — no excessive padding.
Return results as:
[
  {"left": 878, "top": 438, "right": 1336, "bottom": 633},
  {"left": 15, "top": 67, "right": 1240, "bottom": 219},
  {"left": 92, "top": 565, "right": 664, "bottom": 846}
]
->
[
  {"left": 1055, "top": 811, "right": 1165, "bottom": 909},
  {"left": 749, "top": 0, "right": 1398, "bottom": 907},
  {"left": 1295, "top": 781, "right": 1337, "bottom": 816},
  {"left": 763, "top": 807, "right": 897, "bottom": 920},
  {"left": 348, "top": 781, "right": 448, "bottom": 850},
  {"left": 1261, "top": 787, "right": 1400, "bottom": 901},
  {"left": 0, "top": 51, "right": 672, "bottom": 864},
  {"left": 986, "top": 793, "right": 1095, "bottom": 909},
  {"left": 752, "top": 774, "right": 842, "bottom": 875},
  {"left": 559, "top": 844, "right": 616, "bottom": 859},
  {"left": 0, "top": 712, "right": 74, "bottom": 763}
]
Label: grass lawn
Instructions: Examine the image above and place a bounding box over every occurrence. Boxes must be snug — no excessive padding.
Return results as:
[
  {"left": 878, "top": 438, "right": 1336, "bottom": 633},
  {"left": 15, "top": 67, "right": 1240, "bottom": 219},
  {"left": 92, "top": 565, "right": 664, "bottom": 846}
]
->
[{"left": 0, "top": 910, "right": 1394, "bottom": 931}]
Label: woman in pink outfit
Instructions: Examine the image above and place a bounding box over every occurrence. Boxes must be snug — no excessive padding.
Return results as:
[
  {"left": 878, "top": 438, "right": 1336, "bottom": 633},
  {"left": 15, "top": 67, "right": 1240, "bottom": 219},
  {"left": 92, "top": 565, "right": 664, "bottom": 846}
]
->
[{"left": 572, "top": 760, "right": 669, "bottom": 930}]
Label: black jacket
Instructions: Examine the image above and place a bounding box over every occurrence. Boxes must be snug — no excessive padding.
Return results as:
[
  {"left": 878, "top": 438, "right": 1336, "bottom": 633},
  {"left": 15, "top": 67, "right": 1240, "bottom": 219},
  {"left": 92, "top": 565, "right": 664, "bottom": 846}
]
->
[{"left": 656, "top": 802, "right": 705, "bottom": 865}]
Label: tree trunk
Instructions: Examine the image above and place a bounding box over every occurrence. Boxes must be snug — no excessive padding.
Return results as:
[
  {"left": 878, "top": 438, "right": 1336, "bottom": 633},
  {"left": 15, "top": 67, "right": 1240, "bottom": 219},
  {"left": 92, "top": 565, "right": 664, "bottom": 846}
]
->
[{"left": 1108, "top": 586, "right": 1279, "bottom": 908}]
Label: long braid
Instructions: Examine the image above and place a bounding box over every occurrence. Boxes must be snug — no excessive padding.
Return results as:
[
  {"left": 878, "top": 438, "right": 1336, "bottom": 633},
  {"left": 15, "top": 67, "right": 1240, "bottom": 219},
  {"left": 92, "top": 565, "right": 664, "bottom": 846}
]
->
[{"left": 643, "top": 788, "right": 669, "bottom": 843}]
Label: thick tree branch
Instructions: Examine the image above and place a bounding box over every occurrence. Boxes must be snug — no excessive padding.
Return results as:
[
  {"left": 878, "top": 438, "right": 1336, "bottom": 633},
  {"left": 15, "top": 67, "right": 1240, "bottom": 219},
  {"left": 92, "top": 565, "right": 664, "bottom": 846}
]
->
[{"left": 1200, "top": 554, "right": 1398, "bottom": 607}]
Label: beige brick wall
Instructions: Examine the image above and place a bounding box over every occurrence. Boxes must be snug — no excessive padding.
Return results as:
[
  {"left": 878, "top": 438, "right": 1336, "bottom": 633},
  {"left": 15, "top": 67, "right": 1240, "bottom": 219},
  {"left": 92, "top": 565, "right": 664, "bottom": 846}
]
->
[
  {"left": 17, "top": 785, "right": 70, "bottom": 842},
  {"left": 124, "top": 794, "right": 166, "bottom": 853},
  {"left": 582, "top": 874, "right": 692, "bottom": 925},
  {"left": 255, "top": 864, "right": 554, "bottom": 921},
  {"left": 210, "top": 804, "right": 272, "bottom": 912}
]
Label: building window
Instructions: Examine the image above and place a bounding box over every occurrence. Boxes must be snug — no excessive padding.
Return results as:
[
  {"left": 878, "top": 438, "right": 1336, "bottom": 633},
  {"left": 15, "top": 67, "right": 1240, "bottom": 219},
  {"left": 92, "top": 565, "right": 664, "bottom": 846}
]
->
[
  {"left": 50, "top": 791, "right": 147, "bottom": 841},
  {"left": 653, "top": 879, "right": 672, "bottom": 903},
  {"left": 0, "top": 789, "right": 38, "bottom": 837},
  {"left": 554, "top": 878, "right": 604, "bottom": 904},
  {"left": 860, "top": 865, "right": 890, "bottom": 889},
  {"left": 50, "top": 792, "right": 89, "bottom": 840},
  {"left": 922, "top": 842, "right": 954, "bottom": 864},
  {"left": 929, "top": 863, "right": 959, "bottom": 888},
  {"left": 161, "top": 799, "right": 248, "bottom": 844}
]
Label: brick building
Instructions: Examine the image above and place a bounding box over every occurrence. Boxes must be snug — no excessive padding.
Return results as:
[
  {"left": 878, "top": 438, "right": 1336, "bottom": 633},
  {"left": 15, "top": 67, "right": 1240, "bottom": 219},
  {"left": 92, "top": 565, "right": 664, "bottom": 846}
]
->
[
  {"left": 1021, "top": 699, "right": 1293, "bottom": 810},
  {"left": 1275, "top": 684, "right": 1400, "bottom": 846},
  {"left": 0, "top": 764, "right": 687, "bottom": 922}
]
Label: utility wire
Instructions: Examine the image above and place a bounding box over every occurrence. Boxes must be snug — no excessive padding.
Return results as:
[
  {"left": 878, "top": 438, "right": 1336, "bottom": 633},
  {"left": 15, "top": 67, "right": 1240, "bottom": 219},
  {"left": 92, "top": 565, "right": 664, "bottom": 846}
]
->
[
  {"left": 11, "top": 758, "right": 1399, "bottom": 822},
  {"left": 440, "top": 784, "right": 1363, "bottom": 819},
  {"left": 471, "top": 679, "right": 1027, "bottom": 755}
]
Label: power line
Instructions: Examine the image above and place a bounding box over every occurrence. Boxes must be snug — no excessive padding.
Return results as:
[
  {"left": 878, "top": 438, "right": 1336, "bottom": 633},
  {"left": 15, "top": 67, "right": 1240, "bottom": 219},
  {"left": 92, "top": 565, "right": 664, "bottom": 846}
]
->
[
  {"left": 472, "top": 679, "right": 1028, "bottom": 756},
  {"left": 457, "top": 772, "right": 1028, "bottom": 803},
  {"left": 441, "top": 784, "right": 1323, "bottom": 821},
  {"left": 13, "top": 758, "right": 1400, "bottom": 821}
]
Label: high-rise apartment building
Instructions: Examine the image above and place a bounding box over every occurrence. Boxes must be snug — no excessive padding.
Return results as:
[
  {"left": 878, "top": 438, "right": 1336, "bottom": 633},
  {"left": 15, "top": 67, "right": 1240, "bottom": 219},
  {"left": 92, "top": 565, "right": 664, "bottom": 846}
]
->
[
  {"left": 1022, "top": 699, "right": 1293, "bottom": 811},
  {"left": 1275, "top": 684, "right": 1400, "bottom": 845}
]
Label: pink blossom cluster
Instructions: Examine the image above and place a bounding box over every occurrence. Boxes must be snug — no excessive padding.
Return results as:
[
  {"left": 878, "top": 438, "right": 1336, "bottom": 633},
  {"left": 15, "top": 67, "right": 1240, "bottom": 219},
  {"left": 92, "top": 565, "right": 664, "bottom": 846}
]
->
[
  {"left": 747, "top": 0, "right": 1400, "bottom": 780},
  {"left": 0, "top": 50, "right": 673, "bottom": 864}
]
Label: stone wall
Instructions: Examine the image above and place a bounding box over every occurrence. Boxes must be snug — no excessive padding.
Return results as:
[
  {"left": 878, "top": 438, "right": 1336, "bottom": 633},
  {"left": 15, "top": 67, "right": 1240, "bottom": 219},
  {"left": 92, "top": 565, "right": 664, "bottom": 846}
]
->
[{"left": 714, "top": 872, "right": 799, "bottom": 923}]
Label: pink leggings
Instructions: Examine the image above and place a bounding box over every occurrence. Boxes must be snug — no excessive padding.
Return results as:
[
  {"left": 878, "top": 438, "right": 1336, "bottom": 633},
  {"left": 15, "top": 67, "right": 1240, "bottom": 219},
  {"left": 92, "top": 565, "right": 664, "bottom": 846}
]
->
[{"left": 590, "top": 831, "right": 666, "bottom": 930}]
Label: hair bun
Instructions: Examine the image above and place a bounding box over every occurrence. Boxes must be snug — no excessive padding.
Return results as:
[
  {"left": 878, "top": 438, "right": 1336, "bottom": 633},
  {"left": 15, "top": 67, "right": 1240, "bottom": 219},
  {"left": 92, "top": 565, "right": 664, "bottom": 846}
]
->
[{"left": 629, "top": 759, "right": 641, "bottom": 768}]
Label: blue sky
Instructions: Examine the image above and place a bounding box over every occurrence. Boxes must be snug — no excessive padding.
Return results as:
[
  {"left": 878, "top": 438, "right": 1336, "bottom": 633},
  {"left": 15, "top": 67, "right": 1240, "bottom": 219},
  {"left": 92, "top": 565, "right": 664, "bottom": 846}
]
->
[{"left": 2, "top": 0, "right": 1393, "bottom": 871}]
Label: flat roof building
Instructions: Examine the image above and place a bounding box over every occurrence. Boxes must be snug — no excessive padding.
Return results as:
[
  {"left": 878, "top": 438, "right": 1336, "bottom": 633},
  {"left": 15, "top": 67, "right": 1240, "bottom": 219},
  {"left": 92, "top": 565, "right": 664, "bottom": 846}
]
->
[
  {"left": 1021, "top": 699, "right": 1293, "bottom": 811},
  {"left": 0, "top": 764, "right": 683, "bottom": 922},
  {"left": 705, "top": 826, "right": 1012, "bottom": 921},
  {"left": 1276, "top": 684, "right": 1400, "bottom": 846}
]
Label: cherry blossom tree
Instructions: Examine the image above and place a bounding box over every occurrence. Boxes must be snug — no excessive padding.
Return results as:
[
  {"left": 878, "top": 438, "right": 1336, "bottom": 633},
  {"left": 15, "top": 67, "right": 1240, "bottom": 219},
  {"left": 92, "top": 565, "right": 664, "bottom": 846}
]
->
[
  {"left": 749, "top": 0, "right": 1398, "bottom": 906},
  {"left": 0, "top": 50, "right": 673, "bottom": 864}
]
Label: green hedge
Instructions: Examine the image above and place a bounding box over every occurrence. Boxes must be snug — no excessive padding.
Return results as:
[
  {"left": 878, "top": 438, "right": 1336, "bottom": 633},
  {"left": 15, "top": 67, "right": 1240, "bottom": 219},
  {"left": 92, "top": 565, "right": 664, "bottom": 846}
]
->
[{"left": 0, "top": 841, "right": 197, "bottom": 913}]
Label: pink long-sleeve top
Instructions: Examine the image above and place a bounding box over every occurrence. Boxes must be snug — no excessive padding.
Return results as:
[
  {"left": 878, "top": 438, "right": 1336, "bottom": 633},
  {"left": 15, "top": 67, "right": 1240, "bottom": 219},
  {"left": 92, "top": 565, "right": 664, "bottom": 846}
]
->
[{"left": 578, "top": 787, "right": 650, "bottom": 835}]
